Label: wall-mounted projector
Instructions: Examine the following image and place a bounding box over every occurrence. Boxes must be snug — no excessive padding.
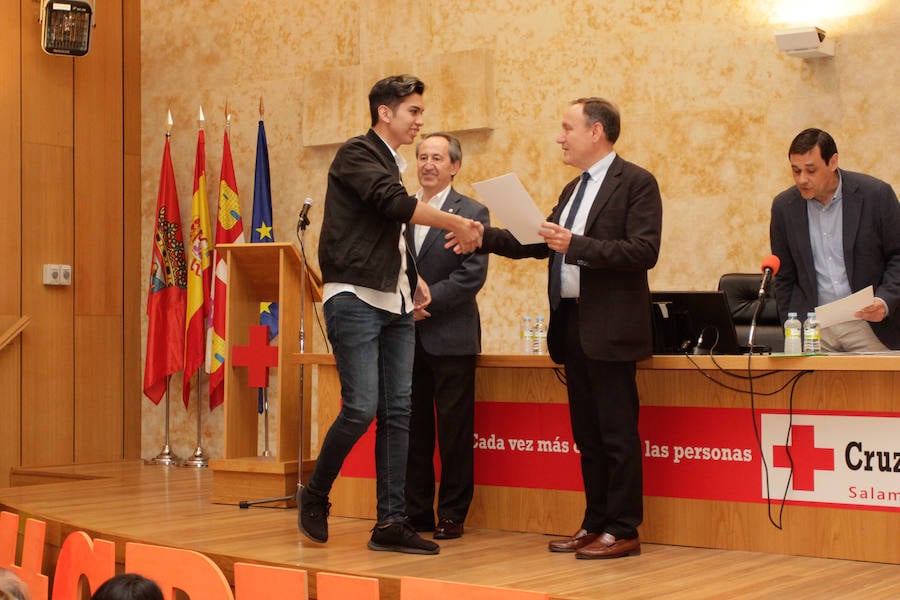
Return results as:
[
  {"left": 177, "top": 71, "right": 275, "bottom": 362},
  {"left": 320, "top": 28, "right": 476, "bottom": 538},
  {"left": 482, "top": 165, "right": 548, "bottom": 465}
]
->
[{"left": 775, "top": 27, "right": 835, "bottom": 59}]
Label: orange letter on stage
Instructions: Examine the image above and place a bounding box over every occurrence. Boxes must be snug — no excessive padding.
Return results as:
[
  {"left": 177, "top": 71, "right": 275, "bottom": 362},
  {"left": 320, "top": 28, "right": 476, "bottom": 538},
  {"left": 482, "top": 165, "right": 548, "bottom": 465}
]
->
[
  {"left": 0, "top": 511, "right": 49, "bottom": 600},
  {"left": 52, "top": 531, "right": 115, "bottom": 599}
]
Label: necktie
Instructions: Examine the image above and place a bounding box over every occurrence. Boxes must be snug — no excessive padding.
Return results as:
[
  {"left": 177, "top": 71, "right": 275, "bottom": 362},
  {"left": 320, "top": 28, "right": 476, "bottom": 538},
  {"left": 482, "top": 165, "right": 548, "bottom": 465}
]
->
[{"left": 549, "top": 172, "right": 591, "bottom": 310}]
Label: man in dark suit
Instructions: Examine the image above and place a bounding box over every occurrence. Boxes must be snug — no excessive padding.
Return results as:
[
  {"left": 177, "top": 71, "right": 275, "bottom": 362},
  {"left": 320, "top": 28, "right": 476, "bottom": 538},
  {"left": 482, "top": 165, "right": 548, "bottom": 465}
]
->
[
  {"left": 770, "top": 128, "right": 900, "bottom": 352},
  {"left": 476, "top": 98, "right": 662, "bottom": 559},
  {"left": 404, "top": 133, "right": 489, "bottom": 540}
]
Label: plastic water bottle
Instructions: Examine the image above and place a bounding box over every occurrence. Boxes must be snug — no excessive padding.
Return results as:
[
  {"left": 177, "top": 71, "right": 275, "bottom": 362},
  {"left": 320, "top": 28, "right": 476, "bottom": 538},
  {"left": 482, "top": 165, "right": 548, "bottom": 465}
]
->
[
  {"left": 520, "top": 316, "right": 533, "bottom": 354},
  {"left": 802, "top": 312, "right": 821, "bottom": 354},
  {"left": 783, "top": 312, "right": 802, "bottom": 354},
  {"left": 532, "top": 316, "right": 547, "bottom": 355}
]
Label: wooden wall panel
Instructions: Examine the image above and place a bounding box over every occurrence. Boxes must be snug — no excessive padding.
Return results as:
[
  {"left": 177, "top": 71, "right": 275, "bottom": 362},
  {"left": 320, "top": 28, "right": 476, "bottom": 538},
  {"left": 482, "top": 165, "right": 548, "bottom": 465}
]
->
[
  {"left": 5, "top": 0, "right": 135, "bottom": 472},
  {"left": 122, "top": 2, "right": 142, "bottom": 459},
  {"left": 0, "top": 1, "right": 22, "bottom": 313},
  {"left": 20, "top": 1, "right": 73, "bottom": 147},
  {"left": 20, "top": 0, "right": 76, "bottom": 467},
  {"left": 0, "top": 1, "right": 23, "bottom": 484},
  {"left": 72, "top": 0, "right": 125, "bottom": 463},
  {"left": 75, "top": 316, "right": 125, "bottom": 461},
  {"left": 20, "top": 143, "right": 76, "bottom": 466},
  {"left": 74, "top": 4, "right": 124, "bottom": 315}
]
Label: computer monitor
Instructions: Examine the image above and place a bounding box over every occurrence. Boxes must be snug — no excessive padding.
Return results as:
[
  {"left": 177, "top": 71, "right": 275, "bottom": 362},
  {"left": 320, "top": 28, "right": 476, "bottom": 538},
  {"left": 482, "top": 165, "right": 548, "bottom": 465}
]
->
[{"left": 651, "top": 291, "right": 741, "bottom": 355}]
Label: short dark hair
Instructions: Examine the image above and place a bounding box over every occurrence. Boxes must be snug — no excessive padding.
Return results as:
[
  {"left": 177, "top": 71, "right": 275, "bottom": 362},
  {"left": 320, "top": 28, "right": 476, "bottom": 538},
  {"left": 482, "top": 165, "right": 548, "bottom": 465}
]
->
[
  {"left": 789, "top": 128, "right": 838, "bottom": 163},
  {"left": 368, "top": 75, "right": 425, "bottom": 127},
  {"left": 416, "top": 132, "right": 463, "bottom": 164},
  {"left": 573, "top": 97, "right": 621, "bottom": 144},
  {"left": 91, "top": 574, "right": 164, "bottom": 600}
]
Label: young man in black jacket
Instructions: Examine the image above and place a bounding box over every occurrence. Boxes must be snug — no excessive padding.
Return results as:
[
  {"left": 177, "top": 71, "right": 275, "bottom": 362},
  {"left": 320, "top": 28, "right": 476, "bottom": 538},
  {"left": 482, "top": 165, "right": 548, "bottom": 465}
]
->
[{"left": 298, "top": 75, "right": 482, "bottom": 555}]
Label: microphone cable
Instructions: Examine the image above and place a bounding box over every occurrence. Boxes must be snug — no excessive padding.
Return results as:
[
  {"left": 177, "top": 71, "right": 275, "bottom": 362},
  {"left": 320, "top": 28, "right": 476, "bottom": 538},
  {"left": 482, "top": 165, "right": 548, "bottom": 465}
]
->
[{"left": 681, "top": 330, "right": 812, "bottom": 530}]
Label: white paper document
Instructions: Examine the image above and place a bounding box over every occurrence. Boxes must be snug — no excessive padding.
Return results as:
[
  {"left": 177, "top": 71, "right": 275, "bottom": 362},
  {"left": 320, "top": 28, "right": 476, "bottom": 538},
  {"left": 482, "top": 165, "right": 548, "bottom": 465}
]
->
[
  {"left": 471, "top": 173, "right": 545, "bottom": 244},
  {"left": 814, "top": 285, "right": 874, "bottom": 329}
]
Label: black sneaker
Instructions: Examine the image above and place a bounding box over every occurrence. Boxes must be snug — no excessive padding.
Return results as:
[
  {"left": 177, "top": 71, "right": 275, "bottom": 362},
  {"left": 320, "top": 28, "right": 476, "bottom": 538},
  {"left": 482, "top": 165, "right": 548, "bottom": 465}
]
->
[
  {"left": 368, "top": 520, "right": 440, "bottom": 555},
  {"left": 298, "top": 486, "right": 330, "bottom": 543}
]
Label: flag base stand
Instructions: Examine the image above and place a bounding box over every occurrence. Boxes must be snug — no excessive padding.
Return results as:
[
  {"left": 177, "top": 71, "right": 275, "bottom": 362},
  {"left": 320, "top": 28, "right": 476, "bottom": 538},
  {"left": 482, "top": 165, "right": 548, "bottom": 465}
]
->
[
  {"left": 151, "top": 444, "right": 182, "bottom": 466},
  {"left": 181, "top": 447, "right": 209, "bottom": 468}
]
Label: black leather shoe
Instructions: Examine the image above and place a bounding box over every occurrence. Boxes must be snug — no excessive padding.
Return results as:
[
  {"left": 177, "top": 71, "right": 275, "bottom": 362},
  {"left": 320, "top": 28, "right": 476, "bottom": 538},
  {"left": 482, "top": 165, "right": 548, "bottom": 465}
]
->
[{"left": 433, "top": 519, "right": 463, "bottom": 539}]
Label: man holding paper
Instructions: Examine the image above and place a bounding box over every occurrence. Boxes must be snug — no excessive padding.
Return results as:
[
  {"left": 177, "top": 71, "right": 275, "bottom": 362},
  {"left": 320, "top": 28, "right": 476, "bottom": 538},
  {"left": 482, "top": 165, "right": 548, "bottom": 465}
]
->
[
  {"left": 770, "top": 128, "right": 900, "bottom": 352},
  {"left": 473, "top": 97, "right": 662, "bottom": 559}
]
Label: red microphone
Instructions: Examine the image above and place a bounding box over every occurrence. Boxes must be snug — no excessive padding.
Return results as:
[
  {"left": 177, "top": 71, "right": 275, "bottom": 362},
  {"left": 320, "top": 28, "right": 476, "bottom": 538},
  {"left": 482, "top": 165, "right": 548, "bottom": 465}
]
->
[{"left": 758, "top": 254, "right": 781, "bottom": 299}]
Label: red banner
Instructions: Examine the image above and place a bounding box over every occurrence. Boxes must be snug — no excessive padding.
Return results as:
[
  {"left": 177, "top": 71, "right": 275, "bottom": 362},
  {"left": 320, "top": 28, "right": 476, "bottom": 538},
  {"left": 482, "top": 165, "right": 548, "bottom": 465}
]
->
[{"left": 341, "top": 403, "right": 900, "bottom": 512}]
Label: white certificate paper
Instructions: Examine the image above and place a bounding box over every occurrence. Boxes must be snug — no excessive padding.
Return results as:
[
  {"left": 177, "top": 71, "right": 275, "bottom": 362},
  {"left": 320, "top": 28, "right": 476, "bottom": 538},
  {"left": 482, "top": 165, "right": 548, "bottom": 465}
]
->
[
  {"left": 471, "top": 173, "right": 545, "bottom": 244},
  {"left": 814, "top": 285, "right": 874, "bottom": 328}
]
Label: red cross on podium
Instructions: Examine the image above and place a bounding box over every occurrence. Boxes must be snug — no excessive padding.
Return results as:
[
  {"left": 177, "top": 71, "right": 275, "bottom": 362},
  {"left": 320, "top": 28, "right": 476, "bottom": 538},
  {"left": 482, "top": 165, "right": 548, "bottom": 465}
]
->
[
  {"left": 231, "top": 325, "right": 279, "bottom": 388},
  {"left": 773, "top": 424, "right": 835, "bottom": 491}
]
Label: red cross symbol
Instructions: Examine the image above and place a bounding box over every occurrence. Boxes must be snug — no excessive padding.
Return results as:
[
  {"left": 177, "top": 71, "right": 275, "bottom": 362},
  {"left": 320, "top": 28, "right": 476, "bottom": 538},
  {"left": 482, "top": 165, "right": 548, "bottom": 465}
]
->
[
  {"left": 772, "top": 425, "right": 834, "bottom": 491},
  {"left": 231, "top": 325, "right": 279, "bottom": 388}
]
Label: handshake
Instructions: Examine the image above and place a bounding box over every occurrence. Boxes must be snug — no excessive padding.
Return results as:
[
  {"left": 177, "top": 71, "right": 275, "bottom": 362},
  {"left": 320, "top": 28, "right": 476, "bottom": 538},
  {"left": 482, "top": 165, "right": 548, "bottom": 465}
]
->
[{"left": 443, "top": 218, "right": 484, "bottom": 254}]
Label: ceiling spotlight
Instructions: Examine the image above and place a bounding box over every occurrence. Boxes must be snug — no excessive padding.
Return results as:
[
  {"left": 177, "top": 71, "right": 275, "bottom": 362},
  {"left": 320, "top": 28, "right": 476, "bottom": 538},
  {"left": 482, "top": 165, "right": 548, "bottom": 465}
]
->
[{"left": 41, "top": 1, "right": 94, "bottom": 57}]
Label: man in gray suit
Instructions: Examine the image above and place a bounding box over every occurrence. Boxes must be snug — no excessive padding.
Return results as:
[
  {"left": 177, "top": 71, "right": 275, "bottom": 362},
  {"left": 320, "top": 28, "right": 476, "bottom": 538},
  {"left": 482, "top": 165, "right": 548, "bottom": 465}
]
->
[
  {"left": 405, "top": 133, "right": 489, "bottom": 540},
  {"left": 770, "top": 128, "right": 900, "bottom": 352}
]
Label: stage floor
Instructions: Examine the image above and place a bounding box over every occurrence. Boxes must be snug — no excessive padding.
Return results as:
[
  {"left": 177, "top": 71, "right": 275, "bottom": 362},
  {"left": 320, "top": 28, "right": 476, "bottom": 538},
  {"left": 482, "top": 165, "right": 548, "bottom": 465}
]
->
[{"left": 1, "top": 461, "right": 898, "bottom": 599}]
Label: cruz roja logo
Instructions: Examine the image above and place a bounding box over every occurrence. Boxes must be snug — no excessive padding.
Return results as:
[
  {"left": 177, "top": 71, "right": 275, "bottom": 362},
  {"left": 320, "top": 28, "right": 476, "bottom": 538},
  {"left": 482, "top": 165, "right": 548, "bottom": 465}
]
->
[
  {"left": 765, "top": 414, "right": 900, "bottom": 509},
  {"left": 772, "top": 424, "right": 835, "bottom": 491}
]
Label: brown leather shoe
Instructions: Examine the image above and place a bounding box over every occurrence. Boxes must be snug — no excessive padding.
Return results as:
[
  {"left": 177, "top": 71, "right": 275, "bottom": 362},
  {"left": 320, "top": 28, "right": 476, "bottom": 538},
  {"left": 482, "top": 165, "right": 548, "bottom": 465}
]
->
[
  {"left": 433, "top": 519, "right": 463, "bottom": 539},
  {"left": 548, "top": 529, "right": 599, "bottom": 553},
  {"left": 575, "top": 533, "right": 640, "bottom": 559}
]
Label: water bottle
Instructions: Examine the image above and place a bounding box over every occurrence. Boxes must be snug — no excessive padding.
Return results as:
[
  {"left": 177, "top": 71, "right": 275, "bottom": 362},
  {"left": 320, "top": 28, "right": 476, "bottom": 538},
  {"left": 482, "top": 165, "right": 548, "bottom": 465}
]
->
[
  {"left": 802, "top": 312, "right": 821, "bottom": 354},
  {"left": 783, "top": 312, "right": 802, "bottom": 354},
  {"left": 532, "top": 316, "right": 547, "bottom": 355},
  {"left": 520, "top": 315, "right": 533, "bottom": 354}
]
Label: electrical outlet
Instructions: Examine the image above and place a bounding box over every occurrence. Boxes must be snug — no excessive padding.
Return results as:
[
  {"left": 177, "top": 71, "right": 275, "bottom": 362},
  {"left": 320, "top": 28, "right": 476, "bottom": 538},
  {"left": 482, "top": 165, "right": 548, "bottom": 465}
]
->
[
  {"left": 43, "top": 264, "right": 61, "bottom": 285},
  {"left": 59, "top": 264, "right": 72, "bottom": 285}
]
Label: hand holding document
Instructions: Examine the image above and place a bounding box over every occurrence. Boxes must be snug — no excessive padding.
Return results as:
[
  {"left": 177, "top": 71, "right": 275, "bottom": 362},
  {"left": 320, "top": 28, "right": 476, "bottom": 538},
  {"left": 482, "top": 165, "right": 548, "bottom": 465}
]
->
[
  {"left": 471, "top": 173, "right": 545, "bottom": 244},
  {"left": 815, "top": 285, "right": 874, "bottom": 328}
]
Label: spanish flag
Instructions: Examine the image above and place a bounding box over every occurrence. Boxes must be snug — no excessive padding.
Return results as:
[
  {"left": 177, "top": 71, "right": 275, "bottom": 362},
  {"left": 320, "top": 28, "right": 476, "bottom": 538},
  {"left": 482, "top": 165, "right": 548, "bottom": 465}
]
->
[{"left": 183, "top": 119, "right": 212, "bottom": 408}]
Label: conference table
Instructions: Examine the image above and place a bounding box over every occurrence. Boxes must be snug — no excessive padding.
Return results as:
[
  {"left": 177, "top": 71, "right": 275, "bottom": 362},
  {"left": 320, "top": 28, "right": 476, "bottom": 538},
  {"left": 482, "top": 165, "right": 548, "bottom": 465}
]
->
[{"left": 300, "top": 352, "right": 900, "bottom": 564}]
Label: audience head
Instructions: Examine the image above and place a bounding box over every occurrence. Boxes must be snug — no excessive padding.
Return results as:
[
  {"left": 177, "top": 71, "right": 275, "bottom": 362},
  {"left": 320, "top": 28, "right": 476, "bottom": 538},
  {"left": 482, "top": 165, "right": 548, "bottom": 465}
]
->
[
  {"left": 91, "top": 573, "right": 164, "bottom": 600},
  {"left": 0, "top": 568, "right": 31, "bottom": 600}
]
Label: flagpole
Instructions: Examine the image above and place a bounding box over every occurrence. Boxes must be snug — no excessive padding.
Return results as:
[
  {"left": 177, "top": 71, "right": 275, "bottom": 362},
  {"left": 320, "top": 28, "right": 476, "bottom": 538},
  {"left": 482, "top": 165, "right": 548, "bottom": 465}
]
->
[
  {"left": 182, "top": 369, "right": 209, "bottom": 467},
  {"left": 182, "top": 104, "right": 210, "bottom": 469},
  {"left": 261, "top": 388, "right": 272, "bottom": 456},
  {"left": 151, "top": 376, "right": 182, "bottom": 465}
]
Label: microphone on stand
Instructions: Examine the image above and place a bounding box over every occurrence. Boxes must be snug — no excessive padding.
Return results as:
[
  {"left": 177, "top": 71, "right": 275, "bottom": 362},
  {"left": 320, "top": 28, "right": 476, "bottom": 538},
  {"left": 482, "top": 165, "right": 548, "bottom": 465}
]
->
[
  {"left": 297, "top": 198, "right": 313, "bottom": 232},
  {"left": 746, "top": 254, "right": 781, "bottom": 353},
  {"left": 758, "top": 254, "right": 781, "bottom": 300}
]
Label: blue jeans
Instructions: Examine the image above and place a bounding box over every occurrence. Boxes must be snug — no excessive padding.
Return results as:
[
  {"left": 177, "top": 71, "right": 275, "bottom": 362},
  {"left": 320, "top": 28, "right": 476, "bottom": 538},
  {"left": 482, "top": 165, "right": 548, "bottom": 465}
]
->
[{"left": 307, "top": 293, "right": 415, "bottom": 523}]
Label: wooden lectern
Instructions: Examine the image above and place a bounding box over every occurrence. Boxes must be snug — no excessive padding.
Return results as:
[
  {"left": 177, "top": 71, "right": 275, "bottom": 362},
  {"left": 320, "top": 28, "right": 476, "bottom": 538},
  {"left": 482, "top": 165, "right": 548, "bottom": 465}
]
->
[{"left": 208, "top": 242, "right": 320, "bottom": 507}]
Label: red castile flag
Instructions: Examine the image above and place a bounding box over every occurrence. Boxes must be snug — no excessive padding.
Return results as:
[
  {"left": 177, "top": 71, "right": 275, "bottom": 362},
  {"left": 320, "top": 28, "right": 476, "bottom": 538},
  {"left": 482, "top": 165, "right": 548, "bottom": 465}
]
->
[{"left": 143, "top": 125, "right": 187, "bottom": 403}]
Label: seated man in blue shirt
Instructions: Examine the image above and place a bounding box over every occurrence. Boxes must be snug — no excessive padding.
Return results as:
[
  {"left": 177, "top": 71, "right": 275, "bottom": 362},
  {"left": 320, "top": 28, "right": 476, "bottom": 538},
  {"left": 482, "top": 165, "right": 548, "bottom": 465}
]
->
[{"left": 769, "top": 128, "right": 900, "bottom": 352}]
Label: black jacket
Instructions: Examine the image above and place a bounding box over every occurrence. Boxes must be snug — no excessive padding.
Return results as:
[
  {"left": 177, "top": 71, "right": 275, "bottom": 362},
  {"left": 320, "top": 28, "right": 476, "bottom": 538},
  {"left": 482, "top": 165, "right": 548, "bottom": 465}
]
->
[{"left": 319, "top": 129, "right": 419, "bottom": 292}]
